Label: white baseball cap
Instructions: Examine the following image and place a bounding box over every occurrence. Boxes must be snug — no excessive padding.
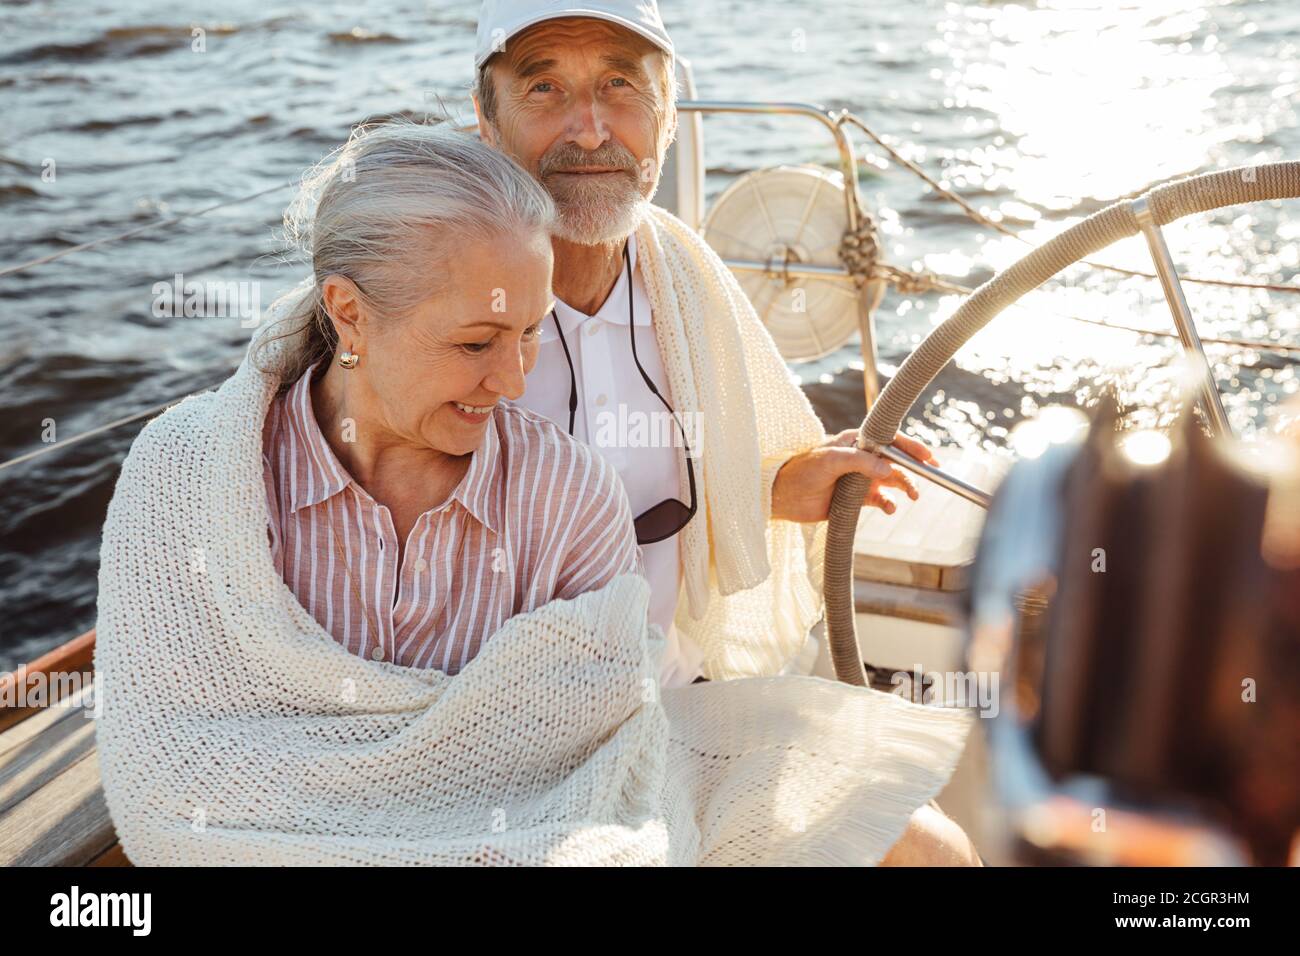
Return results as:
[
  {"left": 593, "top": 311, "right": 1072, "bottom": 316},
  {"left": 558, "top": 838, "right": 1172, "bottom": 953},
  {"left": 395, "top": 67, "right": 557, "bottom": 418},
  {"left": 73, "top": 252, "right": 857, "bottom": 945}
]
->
[{"left": 475, "top": 0, "right": 674, "bottom": 70}]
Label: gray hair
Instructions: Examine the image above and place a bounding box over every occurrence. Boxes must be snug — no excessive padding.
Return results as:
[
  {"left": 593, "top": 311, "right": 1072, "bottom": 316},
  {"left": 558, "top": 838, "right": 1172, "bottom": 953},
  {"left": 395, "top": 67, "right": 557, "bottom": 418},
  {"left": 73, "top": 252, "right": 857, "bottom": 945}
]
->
[{"left": 257, "top": 120, "right": 557, "bottom": 385}]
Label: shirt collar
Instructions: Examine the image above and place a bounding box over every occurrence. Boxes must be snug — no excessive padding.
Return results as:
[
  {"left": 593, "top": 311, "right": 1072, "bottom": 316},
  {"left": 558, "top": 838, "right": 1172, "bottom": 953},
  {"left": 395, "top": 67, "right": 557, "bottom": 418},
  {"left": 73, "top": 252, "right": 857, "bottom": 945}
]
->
[
  {"left": 281, "top": 361, "right": 501, "bottom": 535},
  {"left": 449, "top": 409, "right": 501, "bottom": 534},
  {"left": 282, "top": 362, "right": 352, "bottom": 514},
  {"left": 542, "top": 233, "right": 649, "bottom": 343}
]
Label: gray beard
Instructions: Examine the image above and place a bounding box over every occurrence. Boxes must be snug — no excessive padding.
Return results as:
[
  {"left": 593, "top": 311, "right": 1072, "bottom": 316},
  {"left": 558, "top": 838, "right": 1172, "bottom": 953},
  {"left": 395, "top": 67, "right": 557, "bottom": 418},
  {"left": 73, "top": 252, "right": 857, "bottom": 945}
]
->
[
  {"left": 551, "top": 196, "right": 649, "bottom": 245},
  {"left": 544, "top": 171, "right": 653, "bottom": 245}
]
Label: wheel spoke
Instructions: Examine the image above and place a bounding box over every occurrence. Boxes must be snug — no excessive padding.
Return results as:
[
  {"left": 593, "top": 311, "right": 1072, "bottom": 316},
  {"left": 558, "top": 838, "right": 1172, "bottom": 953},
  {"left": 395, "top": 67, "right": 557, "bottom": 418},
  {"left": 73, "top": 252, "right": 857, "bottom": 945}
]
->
[{"left": 1130, "top": 197, "right": 1233, "bottom": 438}]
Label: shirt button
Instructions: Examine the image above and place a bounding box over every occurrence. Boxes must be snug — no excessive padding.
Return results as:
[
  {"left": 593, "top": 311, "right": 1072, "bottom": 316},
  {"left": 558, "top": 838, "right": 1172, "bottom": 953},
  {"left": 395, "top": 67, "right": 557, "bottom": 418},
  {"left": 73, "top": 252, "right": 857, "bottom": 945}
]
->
[
  {"left": 586, "top": 323, "right": 599, "bottom": 337},
  {"left": 370, "top": 646, "right": 385, "bottom": 661},
  {"left": 595, "top": 394, "right": 608, "bottom": 406},
  {"left": 414, "top": 557, "right": 428, "bottom": 573}
]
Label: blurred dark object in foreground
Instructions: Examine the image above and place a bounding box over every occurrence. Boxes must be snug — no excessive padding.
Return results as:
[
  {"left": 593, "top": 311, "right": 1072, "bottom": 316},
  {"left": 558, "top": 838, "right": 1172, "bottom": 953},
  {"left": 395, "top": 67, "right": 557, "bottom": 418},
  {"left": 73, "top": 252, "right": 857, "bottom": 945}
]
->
[{"left": 971, "top": 394, "right": 1300, "bottom": 866}]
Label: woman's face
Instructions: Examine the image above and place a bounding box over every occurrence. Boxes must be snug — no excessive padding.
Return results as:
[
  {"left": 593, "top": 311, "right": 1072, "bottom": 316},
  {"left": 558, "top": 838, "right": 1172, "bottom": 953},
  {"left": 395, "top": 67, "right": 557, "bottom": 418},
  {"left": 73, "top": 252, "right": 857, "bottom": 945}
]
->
[{"left": 332, "top": 229, "right": 555, "bottom": 458}]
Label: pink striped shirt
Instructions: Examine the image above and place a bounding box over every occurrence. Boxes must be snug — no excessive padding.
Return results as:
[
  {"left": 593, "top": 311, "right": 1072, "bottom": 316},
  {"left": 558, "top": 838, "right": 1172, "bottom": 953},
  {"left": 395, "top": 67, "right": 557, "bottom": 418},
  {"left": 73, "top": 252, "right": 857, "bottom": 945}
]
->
[{"left": 261, "top": 361, "right": 644, "bottom": 674}]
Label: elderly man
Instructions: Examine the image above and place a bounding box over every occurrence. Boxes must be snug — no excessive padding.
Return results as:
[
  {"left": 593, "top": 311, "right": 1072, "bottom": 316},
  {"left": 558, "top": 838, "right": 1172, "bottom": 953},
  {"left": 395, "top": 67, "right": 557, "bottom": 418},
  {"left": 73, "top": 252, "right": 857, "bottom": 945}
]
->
[
  {"left": 471, "top": 1, "right": 980, "bottom": 866},
  {"left": 474, "top": 2, "right": 932, "bottom": 683}
]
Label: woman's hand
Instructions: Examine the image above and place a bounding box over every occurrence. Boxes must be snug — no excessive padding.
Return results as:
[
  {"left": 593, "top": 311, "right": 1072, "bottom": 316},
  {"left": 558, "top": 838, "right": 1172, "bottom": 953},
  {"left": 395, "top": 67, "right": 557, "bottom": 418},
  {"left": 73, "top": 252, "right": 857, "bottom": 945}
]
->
[{"left": 770, "top": 429, "right": 937, "bottom": 523}]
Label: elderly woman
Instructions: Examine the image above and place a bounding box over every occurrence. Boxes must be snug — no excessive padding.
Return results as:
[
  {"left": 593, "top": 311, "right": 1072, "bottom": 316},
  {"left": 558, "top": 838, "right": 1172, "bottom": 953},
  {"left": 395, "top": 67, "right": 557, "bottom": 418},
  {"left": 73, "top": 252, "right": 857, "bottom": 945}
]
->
[{"left": 252, "top": 122, "right": 644, "bottom": 671}]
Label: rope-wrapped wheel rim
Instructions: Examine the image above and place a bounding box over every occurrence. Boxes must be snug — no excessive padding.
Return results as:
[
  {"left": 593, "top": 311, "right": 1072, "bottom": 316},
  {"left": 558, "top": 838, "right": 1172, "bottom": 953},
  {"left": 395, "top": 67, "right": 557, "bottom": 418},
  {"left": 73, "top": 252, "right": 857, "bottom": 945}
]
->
[{"left": 823, "top": 160, "right": 1300, "bottom": 686}]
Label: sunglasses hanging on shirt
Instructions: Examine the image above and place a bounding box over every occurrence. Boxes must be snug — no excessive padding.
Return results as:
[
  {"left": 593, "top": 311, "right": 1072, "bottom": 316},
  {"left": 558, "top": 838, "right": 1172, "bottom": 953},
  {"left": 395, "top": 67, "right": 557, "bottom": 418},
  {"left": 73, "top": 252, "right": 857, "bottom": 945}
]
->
[{"left": 550, "top": 241, "right": 698, "bottom": 545}]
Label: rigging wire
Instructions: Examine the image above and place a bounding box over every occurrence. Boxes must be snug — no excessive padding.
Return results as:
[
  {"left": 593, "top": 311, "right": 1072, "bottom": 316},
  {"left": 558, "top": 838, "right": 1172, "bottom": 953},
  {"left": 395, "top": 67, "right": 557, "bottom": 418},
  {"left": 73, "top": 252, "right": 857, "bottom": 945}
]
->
[
  {"left": 0, "top": 181, "right": 294, "bottom": 279},
  {"left": 842, "top": 112, "right": 1300, "bottom": 297}
]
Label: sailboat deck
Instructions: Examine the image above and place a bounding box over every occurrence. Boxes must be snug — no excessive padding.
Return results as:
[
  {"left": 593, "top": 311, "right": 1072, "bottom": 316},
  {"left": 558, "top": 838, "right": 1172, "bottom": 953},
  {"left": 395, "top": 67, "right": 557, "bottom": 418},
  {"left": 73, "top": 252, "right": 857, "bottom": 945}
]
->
[{"left": 0, "top": 635, "right": 127, "bottom": 867}]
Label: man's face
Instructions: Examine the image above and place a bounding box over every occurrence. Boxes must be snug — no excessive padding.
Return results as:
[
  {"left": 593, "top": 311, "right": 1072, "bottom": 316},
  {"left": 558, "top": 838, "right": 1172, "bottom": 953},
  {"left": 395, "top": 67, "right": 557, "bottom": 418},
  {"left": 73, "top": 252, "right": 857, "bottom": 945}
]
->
[{"left": 475, "top": 17, "right": 675, "bottom": 245}]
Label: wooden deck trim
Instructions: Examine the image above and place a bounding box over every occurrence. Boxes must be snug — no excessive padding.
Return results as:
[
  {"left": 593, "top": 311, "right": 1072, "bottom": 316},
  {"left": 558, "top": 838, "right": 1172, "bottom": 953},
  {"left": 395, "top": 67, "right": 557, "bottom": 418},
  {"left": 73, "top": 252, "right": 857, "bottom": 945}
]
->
[
  {"left": 0, "top": 629, "right": 97, "bottom": 734},
  {"left": 88, "top": 842, "right": 132, "bottom": 867}
]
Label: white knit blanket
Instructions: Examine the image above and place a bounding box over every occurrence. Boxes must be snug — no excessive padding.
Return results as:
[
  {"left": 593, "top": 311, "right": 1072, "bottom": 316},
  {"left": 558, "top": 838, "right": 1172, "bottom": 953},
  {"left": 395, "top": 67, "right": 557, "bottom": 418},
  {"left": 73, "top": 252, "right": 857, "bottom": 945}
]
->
[
  {"left": 96, "top": 551, "right": 970, "bottom": 864},
  {"left": 93, "top": 205, "right": 973, "bottom": 865}
]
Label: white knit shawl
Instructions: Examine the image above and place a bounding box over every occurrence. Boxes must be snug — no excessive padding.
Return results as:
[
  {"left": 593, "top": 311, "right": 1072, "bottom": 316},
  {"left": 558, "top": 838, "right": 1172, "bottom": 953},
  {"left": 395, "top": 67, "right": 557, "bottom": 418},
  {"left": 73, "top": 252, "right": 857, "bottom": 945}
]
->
[
  {"left": 91, "top": 209, "right": 975, "bottom": 865},
  {"left": 632, "top": 206, "right": 830, "bottom": 680}
]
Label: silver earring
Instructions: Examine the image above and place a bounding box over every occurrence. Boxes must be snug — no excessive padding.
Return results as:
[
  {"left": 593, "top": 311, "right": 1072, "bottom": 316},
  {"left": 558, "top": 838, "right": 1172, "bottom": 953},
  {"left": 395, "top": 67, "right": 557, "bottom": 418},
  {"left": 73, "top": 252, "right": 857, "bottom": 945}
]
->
[{"left": 338, "top": 350, "right": 359, "bottom": 369}]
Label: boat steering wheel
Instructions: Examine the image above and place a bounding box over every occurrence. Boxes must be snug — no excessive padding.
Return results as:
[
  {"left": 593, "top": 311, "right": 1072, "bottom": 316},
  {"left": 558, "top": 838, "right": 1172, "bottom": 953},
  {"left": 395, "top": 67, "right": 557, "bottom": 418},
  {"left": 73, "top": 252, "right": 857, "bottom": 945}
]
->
[{"left": 822, "top": 160, "right": 1300, "bottom": 686}]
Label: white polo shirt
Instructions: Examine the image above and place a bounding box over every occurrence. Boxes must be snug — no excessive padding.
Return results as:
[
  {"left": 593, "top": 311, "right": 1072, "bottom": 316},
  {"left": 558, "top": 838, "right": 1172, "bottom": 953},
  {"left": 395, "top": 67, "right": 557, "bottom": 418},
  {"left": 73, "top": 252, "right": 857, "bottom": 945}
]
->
[{"left": 516, "top": 233, "right": 706, "bottom": 687}]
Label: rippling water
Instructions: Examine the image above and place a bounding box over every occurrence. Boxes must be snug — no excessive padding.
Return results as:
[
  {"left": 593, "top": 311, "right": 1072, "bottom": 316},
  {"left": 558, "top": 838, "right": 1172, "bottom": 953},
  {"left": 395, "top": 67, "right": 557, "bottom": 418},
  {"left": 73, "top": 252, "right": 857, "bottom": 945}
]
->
[{"left": 1, "top": 0, "right": 1297, "bottom": 669}]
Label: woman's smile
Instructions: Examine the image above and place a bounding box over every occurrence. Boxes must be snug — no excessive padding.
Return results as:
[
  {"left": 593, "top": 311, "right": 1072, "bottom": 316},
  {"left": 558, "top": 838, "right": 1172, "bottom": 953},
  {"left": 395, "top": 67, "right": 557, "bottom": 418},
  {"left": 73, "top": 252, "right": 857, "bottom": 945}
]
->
[{"left": 450, "top": 400, "right": 496, "bottom": 423}]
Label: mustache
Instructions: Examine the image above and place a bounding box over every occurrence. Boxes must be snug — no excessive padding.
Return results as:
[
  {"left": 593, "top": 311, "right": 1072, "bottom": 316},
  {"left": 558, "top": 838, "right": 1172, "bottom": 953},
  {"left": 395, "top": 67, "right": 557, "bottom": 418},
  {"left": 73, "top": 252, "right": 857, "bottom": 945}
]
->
[{"left": 538, "top": 142, "right": 639, "bottom": 177}]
